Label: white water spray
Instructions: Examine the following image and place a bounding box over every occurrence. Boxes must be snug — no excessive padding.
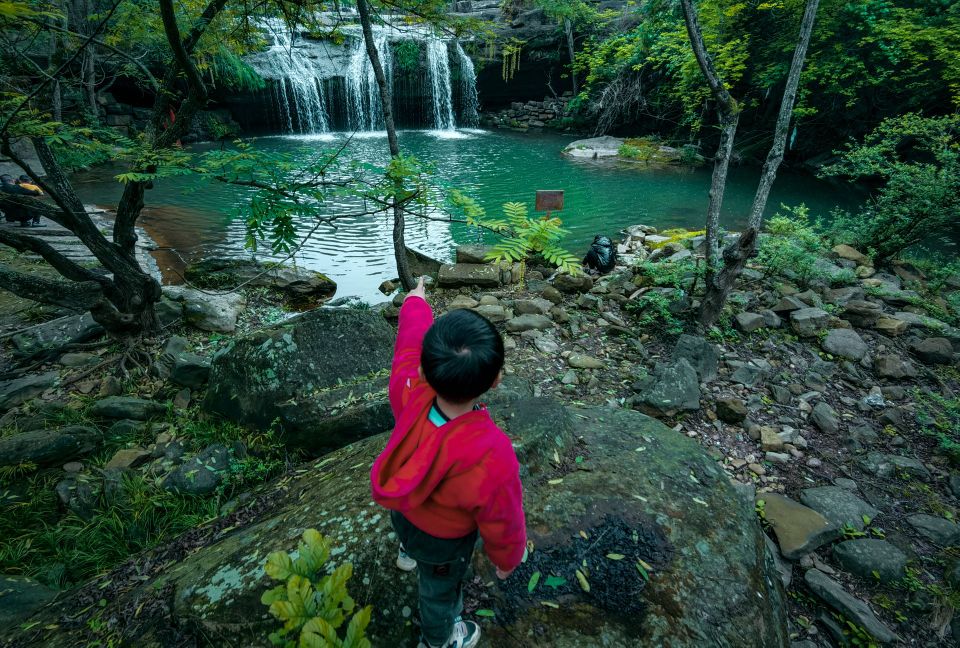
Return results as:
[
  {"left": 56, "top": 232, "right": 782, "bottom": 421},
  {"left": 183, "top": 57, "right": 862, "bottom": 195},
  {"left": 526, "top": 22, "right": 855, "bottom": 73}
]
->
[{"left": 426, "top": 39, "right": 455, "bottom": 131}]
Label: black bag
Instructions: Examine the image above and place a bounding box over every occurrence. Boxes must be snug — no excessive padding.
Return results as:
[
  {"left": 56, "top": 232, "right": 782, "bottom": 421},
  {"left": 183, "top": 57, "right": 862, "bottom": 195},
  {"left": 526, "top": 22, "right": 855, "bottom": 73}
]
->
[{"left": 583, "top": 235, "right": 617, "bottom": 274}]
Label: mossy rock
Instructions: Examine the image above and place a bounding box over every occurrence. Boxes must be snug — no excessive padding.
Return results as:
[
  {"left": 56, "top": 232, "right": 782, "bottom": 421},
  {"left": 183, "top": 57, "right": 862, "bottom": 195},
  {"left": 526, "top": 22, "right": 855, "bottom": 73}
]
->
[
  {"left": 203, "top": 308, "right": 394, "bottom": 454},
  {"left": 2, "top": 400, "right": 788, "bottom": 647}
]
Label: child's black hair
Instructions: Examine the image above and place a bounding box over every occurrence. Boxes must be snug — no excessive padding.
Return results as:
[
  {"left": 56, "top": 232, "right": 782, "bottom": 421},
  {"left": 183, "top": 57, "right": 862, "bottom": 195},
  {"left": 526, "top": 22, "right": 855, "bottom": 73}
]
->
[{"left": 421, "top": 309, "right": 504, "bottom": 404}]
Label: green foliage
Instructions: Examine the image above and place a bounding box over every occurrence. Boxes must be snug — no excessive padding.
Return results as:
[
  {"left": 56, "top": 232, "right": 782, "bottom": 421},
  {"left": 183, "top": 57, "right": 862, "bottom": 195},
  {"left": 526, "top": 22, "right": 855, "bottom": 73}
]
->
[
  {"left": 261, "top": 529, "right": 372, "bottom": 648},
  {"left": 625, "top": 290, "right": 686, "bottom": 335},
  {"left": 449, "top": 192, "right": 581, "bottom": 276},
  {"left": 0, "top": 403, "right": 285, "bottom": 589},
  {"left": 915, "top": 386, "right": 960, "bottom": 466},
  {"left": 573, "top": 1, "right": 960, "bottom": 151},
  {"left": 392, "top": 40, "right": 421, "bottom": 73},
  {"left": 756, "top": 204, "right": 836, "bottom": 287},
  {"left": 822, "top": 113, "right": 960, "bottom": 262}
]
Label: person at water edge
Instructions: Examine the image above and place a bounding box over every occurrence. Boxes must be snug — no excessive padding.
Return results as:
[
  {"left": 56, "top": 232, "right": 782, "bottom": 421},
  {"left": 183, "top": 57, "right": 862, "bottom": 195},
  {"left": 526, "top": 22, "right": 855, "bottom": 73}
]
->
[
  {"left": 370, "top": 277, "right": 527, "bottom": 648},
  {"left": 17, "top": 175, "right": 43, "bottom": 195},
  {"left": 583, "top": 234, "right": 617, "bottom": 274},
  {"left": 1, "top": 174, "right": 43, "bottom": 227}
]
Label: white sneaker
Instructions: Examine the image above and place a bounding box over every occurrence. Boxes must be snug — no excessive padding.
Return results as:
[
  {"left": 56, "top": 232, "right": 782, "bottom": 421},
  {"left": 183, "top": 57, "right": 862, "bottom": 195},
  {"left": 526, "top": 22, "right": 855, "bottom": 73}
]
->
[
  {"left": 417, "top": 616, "right": 481, "bottom": 648},
  {"left": 396, "top": 545, "right": 417, "bottom": 572}
]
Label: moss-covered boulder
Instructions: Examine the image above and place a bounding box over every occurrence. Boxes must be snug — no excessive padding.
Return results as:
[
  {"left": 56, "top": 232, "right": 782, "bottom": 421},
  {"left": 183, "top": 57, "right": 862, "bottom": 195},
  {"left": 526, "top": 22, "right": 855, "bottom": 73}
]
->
[
  {"left": 203, "top": 308, "right": 394, "bottom": 454},
  {"left": 2, "top": 399, "right": 787, "bottom": 647}
]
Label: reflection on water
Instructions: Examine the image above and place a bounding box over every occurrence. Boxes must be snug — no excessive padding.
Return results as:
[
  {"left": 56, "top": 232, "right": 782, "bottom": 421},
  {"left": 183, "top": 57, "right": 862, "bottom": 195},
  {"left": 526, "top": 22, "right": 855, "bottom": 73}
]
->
[{"left": 70, "top": 129, "right": 860, "bottom": 302}]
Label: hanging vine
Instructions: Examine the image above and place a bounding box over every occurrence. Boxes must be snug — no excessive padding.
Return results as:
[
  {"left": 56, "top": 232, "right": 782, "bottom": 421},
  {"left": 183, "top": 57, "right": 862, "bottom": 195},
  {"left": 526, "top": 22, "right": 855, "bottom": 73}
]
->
[{"left": 501, "top": 38, "right": 524, "bottom": 81}]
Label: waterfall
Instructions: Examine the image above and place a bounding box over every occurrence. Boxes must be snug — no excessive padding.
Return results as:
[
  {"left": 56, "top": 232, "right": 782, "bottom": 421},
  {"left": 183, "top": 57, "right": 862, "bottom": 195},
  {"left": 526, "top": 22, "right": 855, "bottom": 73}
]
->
[
  {"left": 455, "top": 42, "right": 479, "bottom": 127},
  {"left": 248, "top": 22, "right": 481, "bottom": 133},
  {"left": 426, "top": 39, "right": 455, "bottom": 131},
  {"left": 260, "top": 23, "right": 329, "bottom": 133},
  {"left": 346, "top": 34, "right": 393, "bottom": 131}
]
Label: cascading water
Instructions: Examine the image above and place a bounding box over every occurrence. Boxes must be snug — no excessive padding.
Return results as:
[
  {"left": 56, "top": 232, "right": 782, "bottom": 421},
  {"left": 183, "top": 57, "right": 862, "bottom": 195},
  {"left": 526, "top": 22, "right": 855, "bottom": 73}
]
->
[
  {"left": 345, "top": 34, "right": 393, "bottom": 131},
  {"left": 258, "top": 22, "right": 330, "bottom": 133},
  {"left": 426, "top": 39, "right": 455, "bottom": 131},
  {"left": 455, "top": 41, "right": 480, "bottom": 127},
  {"left": 247, "top": 22, "right": 480, "bottom": 133}
]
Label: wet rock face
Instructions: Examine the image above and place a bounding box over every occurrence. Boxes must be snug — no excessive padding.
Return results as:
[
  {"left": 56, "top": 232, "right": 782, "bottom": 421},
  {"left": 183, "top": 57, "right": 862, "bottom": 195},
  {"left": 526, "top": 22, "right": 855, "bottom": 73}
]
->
[
  {"left": 2, "top": 400, "right": 789, "bottom": 647},
  {"left": 203, "top": 308, "right": 395, "bottom": 454}
]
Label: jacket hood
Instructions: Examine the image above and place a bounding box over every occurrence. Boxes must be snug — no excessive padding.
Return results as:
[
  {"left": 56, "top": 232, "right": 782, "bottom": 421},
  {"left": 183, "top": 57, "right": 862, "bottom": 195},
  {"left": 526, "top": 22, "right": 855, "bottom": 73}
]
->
[{"left": 371, "top": 384, "right": 493, "bottom": 511}]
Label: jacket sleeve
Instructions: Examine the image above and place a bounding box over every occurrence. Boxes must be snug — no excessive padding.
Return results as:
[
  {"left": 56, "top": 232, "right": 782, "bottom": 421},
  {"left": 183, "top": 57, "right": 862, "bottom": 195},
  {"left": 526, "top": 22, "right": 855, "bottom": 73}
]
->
[
  {"left": 475, "top": 466, "right": 527, "bottom": 572},
  {"left": 388, "top": 296, "right": 433, "bottom": 418}
]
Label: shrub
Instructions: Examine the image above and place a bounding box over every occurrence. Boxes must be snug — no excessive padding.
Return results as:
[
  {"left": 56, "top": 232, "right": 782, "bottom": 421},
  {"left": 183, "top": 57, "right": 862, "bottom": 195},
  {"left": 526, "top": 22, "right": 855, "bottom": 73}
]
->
[
  {"left": 756, "top": 204, "right": 832, "bottom": 287},
  {"left": 822, "top": 113, "right": 960, "bottom": 263}
]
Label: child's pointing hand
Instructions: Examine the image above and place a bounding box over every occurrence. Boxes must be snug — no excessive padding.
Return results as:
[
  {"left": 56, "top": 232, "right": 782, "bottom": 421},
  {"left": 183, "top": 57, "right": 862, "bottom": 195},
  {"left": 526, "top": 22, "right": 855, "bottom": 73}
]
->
[{"left": 405, "top": 276, "right": 427, "bottom": 303}]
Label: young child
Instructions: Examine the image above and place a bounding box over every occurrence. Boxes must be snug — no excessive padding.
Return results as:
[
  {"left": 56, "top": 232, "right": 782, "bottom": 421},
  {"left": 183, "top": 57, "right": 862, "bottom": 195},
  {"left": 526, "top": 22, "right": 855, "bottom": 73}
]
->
[{"left": 370, "top": 278, "right": 527, "bottom": 648}]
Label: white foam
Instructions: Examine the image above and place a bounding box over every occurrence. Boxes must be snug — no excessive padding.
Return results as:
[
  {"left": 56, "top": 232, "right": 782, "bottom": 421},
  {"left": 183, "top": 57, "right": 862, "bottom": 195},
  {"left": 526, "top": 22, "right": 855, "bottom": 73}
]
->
[{"left": 422, "top": 129, "right": 474, "bottom": 140}]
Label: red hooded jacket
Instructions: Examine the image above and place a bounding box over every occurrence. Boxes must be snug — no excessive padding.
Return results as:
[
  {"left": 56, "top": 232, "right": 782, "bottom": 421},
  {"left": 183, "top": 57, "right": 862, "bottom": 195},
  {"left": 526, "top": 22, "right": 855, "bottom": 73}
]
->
[{"left": 370, "top": 296, "right": 527, "bottom": 572}]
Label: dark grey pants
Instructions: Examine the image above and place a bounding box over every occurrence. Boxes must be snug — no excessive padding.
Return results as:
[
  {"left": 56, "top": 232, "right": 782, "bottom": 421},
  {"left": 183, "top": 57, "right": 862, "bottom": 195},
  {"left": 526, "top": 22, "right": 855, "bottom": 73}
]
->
[{"left": 391, "top": 511, "right": 478, "bottom": 646}]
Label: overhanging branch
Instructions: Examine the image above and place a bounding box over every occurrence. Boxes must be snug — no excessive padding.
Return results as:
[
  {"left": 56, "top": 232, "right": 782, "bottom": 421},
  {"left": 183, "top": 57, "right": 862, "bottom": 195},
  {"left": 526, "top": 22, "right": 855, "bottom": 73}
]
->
[{"left": 0, "top": 263, "right": 103, "bottom": 311}]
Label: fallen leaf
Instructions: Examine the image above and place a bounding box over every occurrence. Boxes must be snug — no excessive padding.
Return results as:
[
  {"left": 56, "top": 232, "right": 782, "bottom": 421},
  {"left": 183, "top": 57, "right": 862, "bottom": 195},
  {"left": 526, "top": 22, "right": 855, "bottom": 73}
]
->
[
  {"left": 540, "top": 601, "right": 560, "bottom": 609},
  {"left": 544, "top": 576, "right": 567, "bottom": 588},
  {"left": 548, "top": 478, "right": 563, "bottom": 485},
  {"left": 579, "top": 530, "right": 589, "bottom": 540},
  {"left": 636, "top": 561, "right": 650, "bottom": 581},
  {"left": 576, "top": 569, "right": 590, "bottom": 592},
  {"left": 528, "top": 571, "right": 541, "bottom": 593},
  {"left": 606, "top": 553, "right": 626, "bottom": 561},
  {"left": 475, "top": 609, "right": 495, "bottom": 617}
]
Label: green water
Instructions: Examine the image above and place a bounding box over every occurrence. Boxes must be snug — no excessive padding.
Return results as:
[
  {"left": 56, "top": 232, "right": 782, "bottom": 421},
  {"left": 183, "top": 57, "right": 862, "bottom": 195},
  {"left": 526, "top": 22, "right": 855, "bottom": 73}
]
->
[{"left": 71, "top": 129, "right": 861, "bottom": 301}]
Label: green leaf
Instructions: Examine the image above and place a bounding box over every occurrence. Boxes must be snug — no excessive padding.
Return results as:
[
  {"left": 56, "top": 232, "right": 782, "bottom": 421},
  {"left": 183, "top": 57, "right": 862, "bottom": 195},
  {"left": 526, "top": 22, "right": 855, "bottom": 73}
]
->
[
  {"left": 527, "top": 571, "right": 541, "bottom": 593},
  {"left": 544, "top": 575, "right": 567, "bottom": 589},
  {"left": 265, "top": 551, "right": 295, "bottom": 581},
  {"left": 635, "top": 561, "right": 650, "bottom": 582},
  {"left": 475, "top": 609, "right": 496, "bottom": 618}
]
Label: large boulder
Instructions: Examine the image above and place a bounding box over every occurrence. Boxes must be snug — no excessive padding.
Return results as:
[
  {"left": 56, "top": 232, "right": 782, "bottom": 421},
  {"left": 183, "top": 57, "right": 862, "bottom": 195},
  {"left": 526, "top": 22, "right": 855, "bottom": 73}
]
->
[
  {"left": 162, "top": 286, "right": 246, "bottom": 333},
  {"left": 0, "top": 576, "right": 56, "bottom": 631},
  {"left": 10, "top": 314, "right": 103, "bottom": 356},
  {"left": 0, "top": 371, "right": 58, "bottom": 411},
  {"left": 203, "top": 308, "right": 395, "bottom": 453},
  {"left": 0, "top": 426, "right": 99, "bottom": 467},
  {"left": 185, "top": 258, "right": 336, "bottom": 302},
  {"left": 437, "top": 263, "right": 500, "bottom": 288},
  {"left": 0, "top": 401, "right": 789, "bottom": 647}
]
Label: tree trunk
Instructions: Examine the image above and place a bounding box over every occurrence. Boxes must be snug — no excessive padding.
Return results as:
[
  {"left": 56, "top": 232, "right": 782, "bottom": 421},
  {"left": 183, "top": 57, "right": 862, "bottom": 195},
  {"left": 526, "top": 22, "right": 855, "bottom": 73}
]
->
[
  {"left": 355, "top": 0, "right": 415, "bottom": 290},
  {"left": 679, "top": 0, "right": 740, "bottom": 288},
  {"left": 83, "top": 0, "right": 98, "bottom": 121},
  {"left": 698, "top": 0, "right": 820, "bottom": 327},
  {"left": 52, "top": 80, "right": 62, "bottom": 122},
  {"left": 564, "top": 18, "right": 578, "bottom": 95}
]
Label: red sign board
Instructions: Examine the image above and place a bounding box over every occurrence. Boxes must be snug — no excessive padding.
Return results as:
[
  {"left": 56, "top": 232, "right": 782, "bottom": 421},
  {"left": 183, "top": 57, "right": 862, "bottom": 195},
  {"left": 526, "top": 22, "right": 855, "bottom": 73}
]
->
[{"left": 535, "top": 190, "right": 564, "bottom": 212}]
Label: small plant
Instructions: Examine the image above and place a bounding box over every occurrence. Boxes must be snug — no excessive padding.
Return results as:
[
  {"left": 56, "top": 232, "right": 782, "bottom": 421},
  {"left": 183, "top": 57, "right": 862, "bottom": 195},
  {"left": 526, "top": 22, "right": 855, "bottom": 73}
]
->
[
  {"left": 625, "top": 290, "right": 685, "bottom": 335},
  {"left": 262, "top": 529, "right": 372, "bottom": 648},
  {"left": 840, "top": 523, "right": 867, "bottom": 540},
  {"left": 450, "top": 193, "right": 581, "bottom": 278}
]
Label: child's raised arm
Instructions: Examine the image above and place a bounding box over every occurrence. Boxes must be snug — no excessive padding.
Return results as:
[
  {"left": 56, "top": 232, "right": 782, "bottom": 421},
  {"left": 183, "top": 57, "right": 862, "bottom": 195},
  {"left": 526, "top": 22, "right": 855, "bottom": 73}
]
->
[{"left": 388, "top": 278, "right": 433, "bottom": 417}]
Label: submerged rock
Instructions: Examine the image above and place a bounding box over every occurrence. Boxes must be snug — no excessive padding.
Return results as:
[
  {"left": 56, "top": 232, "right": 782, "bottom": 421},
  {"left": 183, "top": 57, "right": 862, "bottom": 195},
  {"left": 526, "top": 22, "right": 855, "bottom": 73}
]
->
[
  {"left": 185, "top": 258, "right": 336, "bottom": 302},
  {"left": 203, "top": 308, "right": 394, "bottom": 453},
  {"left": 1, "top": 402, "right": 789, "bottom": 647}
]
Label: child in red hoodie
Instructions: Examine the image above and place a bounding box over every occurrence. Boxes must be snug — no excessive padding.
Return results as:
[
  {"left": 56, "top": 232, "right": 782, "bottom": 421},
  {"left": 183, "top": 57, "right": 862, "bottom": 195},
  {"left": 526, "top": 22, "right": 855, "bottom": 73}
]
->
[{"left": 370, "top": 278, "right": 527, "bottom": 648}]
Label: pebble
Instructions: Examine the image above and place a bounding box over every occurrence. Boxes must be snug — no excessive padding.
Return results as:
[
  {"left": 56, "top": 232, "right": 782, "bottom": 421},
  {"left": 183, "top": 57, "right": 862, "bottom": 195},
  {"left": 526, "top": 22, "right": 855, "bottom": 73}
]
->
[{"left": 805, "top": 458, "right": 822, "bottom": 468}]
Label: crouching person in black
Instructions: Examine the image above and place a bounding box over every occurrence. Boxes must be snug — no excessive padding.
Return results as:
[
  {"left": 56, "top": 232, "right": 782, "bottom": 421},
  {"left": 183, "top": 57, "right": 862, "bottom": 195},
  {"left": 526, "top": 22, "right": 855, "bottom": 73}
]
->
[
  {"left": 583, "top": 235, "right": 617, "bottom": 274},
  {"left": 1, "top": 174, "right": 44, "bottom": 227}
]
